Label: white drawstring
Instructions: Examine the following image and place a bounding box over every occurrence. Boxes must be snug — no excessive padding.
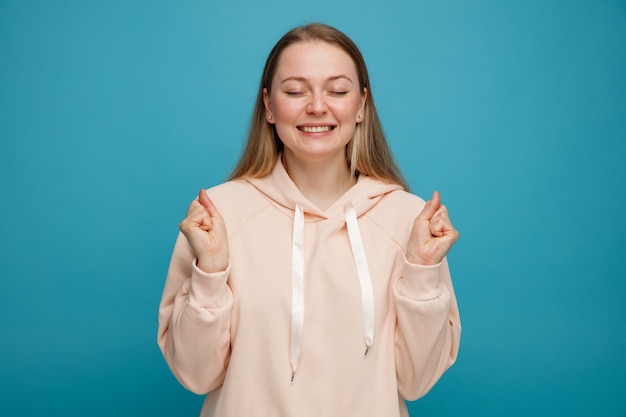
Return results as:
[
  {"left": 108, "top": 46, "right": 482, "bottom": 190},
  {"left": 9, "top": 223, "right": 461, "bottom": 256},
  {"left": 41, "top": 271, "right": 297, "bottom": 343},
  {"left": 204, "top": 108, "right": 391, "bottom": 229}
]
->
[
  {"left": 290, "top": 204, "right": 305, "bottom": 382},
  {"left": 345, "top": 203, "right": 375, "bottom": 356},
  {"left": 289, "top": 203, "right": 376, "bottom": 383}
]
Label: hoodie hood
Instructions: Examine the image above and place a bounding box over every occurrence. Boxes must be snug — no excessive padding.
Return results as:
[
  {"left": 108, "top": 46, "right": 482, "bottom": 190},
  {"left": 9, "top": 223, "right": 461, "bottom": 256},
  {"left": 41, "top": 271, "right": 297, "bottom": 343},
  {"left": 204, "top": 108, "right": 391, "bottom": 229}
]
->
[
  {"left": 246, "top": 159, "right": 403, "bottom": 382},
  {"left": 246, "top": 158, "right": 403, "bottom": 221}
]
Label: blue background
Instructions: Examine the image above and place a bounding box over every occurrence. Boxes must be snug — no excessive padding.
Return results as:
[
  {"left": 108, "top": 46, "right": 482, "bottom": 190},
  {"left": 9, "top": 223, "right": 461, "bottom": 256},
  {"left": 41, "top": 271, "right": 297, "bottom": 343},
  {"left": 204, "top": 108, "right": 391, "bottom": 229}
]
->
[{"left": 1, "top": 0, "right": 625, "bottom": 416}]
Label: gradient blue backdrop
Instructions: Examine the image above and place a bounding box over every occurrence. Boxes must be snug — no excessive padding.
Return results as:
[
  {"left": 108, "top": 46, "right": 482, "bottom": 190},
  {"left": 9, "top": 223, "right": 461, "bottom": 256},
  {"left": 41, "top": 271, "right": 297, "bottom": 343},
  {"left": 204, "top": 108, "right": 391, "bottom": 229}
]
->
[{"left": 1, "top": 0, "right": 625, "bottom": 416}]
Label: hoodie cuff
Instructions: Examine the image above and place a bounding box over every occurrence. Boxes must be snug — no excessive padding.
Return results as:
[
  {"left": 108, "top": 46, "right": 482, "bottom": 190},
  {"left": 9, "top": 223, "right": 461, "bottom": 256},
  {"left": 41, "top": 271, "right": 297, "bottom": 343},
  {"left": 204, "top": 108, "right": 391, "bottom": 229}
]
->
[
  {"left": 188, "top": 259, "right": 231, "bottom": 308},
  {"left": 398, "top": 256, "right": 443, "bottom": 301}
]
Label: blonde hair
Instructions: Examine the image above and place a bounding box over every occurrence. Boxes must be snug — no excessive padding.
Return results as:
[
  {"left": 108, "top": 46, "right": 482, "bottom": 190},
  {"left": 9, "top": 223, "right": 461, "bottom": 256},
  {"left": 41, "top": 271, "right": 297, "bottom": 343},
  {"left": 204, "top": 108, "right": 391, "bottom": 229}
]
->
[{"left": 228, "top": 23, "right": 408, "bottom": 191}]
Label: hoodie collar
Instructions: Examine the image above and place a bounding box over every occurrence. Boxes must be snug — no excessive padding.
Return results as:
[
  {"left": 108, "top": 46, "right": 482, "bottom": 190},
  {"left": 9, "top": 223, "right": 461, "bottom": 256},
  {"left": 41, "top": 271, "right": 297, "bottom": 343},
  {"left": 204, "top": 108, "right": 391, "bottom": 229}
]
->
[{"left": 246, "top": 157, "right": 402, "bottom": 220}]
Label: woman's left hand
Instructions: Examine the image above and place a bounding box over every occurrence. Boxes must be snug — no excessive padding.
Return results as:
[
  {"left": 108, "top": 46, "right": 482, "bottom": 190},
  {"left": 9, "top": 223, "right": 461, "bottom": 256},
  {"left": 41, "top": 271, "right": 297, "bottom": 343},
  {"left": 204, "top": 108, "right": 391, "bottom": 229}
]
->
[{"left": 406, "top": 190, "right": 459, "bottom": 266}]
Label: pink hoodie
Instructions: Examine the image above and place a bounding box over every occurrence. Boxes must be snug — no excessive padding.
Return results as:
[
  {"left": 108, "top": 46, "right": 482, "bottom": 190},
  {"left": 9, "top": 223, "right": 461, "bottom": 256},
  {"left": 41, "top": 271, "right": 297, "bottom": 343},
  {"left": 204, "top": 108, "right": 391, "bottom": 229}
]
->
[{"left": 157, "top": 160, "right": 461, "bottom": 417}]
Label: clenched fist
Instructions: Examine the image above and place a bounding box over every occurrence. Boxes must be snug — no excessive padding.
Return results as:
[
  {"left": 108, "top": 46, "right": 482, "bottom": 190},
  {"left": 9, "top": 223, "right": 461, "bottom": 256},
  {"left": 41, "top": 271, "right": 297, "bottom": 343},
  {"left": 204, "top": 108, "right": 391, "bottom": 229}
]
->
[
  {"left": 406, "top": 191, "right": 459, "bottom": 266},
  {"left": 179, "top": 189, "right": 230, "bottom": 273}
]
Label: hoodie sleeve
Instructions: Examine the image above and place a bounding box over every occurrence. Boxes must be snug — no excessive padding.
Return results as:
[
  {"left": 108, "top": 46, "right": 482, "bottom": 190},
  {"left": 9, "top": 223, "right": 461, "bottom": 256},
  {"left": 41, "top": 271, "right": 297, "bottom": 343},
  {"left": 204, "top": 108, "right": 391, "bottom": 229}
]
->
[
  {"left": 157, "top": 232, "right": 233, "bottom": 395},
  {"left": 393, "top": 256, "right": 461, "bottom": 401}
]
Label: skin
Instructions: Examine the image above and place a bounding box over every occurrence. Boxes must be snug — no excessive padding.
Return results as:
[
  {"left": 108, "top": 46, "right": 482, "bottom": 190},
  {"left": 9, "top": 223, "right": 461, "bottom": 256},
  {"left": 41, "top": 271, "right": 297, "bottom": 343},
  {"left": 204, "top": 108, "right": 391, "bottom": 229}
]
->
[
  {"left": 263, "top": 41, "right": 366, "bottom": 170},
  {"left": 264, "top": 41, "right": 367, "bottom": 210},
  {"left": 178, "top": 41, "right": 459, "bottom": 272}
]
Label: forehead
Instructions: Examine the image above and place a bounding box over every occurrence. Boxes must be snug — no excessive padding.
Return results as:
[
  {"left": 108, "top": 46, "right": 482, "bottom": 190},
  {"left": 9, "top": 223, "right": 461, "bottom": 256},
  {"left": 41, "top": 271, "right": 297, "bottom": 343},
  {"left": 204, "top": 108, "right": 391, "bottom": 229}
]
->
[{"left": 274, "top": 41, "right": 358, "bottom": 81}]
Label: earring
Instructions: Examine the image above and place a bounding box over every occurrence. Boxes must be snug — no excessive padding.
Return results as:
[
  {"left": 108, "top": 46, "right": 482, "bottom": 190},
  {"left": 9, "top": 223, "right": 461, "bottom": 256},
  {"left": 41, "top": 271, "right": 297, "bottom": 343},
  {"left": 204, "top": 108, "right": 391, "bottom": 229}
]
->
[{"left": 268, "top": 115, "right": 273, "bottom": 121}]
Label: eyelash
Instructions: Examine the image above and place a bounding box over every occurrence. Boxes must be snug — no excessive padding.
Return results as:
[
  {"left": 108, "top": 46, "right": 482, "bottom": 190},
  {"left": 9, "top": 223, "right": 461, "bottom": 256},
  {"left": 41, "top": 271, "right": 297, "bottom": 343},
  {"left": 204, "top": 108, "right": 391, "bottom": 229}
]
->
[{"left": 284, "top": 91, "right": 348, "bottom": 96}]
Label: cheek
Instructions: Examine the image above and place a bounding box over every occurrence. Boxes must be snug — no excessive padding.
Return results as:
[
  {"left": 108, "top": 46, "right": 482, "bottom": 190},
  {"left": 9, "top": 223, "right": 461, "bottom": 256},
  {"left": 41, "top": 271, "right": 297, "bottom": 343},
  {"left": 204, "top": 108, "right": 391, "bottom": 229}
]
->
[
  {"left": 274, "top": 122, "right": 297, "bottom": 144},
  {"left": 271, "top": 96, "right": 300, "bottom": 118},
  {"left": 335, "top": 103, "right": 361, "bottom": 121},
  {"left": 343, "top": 97, "right": 363, "bottom": 115}
]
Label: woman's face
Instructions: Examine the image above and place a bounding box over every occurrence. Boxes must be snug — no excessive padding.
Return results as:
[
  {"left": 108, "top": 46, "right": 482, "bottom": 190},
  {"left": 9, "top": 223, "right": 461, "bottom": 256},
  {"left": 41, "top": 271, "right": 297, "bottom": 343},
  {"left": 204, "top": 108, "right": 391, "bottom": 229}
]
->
[{"left": 264, "top": 41, "right": 366, "bottom": 165}]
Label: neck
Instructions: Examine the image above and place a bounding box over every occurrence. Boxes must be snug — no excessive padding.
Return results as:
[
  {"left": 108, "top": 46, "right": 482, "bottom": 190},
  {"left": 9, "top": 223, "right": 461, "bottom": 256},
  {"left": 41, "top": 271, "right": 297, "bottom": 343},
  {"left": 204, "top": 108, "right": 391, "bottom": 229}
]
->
[{"left": 282, "top": 151, "right": 356, "bottom": 211}]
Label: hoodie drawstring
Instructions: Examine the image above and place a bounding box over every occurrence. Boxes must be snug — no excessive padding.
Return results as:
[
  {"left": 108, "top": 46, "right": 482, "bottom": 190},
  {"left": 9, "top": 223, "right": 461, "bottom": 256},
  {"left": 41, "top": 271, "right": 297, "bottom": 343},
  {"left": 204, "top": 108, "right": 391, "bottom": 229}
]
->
[
  {"left": 289, "top": 203, "right": 376, "bottom": 382},
  {"left": 290, "top": 204, "right": 305, "bottom": 383},
  {"left": 345, "top": 203, "right": 375, "bottom": 355}
]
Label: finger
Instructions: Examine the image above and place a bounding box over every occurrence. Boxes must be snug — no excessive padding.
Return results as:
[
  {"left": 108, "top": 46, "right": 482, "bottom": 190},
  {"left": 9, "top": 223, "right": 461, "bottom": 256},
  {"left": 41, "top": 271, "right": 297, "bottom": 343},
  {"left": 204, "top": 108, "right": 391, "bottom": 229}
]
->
[
  {"left": 430, "top": 219, "right": 444, "bottom": 237},
  {"left": 431, "top": 204, "right": 449, "bottom": 223},
  {"left": 429, "top": 214, "right": 450, "bottom": 238},
  {"left": 430, "top": 215, "right": 459, "bottom": 243},
  {"left": 198, "top": 189, "right": 223, "bottom": 220},
  {"left": 429, "top": 209, "right": 446, "bottom": 237},
  {"left": 198, "top": 188, "right": 211, "bottom": 209},
  {"left": 416, "top": 190, "right": 441, "bottom": 222},
  {"left": 181, "top": 204, "right": 213, "bottom": 231},
  {"left": 431, "top": 205, "right": 452, "bottom": 226}
]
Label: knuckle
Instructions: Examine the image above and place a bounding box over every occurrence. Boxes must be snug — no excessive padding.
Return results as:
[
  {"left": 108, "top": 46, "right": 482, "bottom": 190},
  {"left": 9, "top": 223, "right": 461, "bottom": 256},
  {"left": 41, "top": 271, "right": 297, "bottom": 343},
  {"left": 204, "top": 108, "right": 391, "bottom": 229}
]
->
[{"left": 179, "top": 218, "right": 192, "bottom": 231}]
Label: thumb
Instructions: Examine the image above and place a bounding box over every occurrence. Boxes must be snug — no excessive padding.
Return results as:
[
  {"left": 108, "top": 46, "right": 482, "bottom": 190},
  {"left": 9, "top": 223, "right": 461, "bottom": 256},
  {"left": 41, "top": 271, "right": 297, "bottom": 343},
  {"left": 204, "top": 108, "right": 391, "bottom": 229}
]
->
[
  {"left": 198, "top": 189, "right": 222, "bottom": 219},
  {"left": 416, "top": 190, "right": 441, "bottom": 222}
]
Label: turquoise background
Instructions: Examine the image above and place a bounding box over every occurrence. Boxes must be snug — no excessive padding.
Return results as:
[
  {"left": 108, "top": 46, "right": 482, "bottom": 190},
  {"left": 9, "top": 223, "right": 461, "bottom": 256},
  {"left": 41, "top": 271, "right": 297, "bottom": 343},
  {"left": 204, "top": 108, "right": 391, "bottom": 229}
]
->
[{"left": 1, "top": 0, "right": 625, "bottom": 415}]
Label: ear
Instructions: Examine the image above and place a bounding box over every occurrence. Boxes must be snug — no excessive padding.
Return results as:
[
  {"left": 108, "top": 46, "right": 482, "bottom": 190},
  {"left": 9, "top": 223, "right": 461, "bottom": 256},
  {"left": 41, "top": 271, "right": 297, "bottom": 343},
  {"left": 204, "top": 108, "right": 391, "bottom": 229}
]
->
[
  {"left": 263, "top": 88, "right": 274, "bottom": 124},
  {"left": 356, "top": 87, "right": 368, "bottom": 123}
]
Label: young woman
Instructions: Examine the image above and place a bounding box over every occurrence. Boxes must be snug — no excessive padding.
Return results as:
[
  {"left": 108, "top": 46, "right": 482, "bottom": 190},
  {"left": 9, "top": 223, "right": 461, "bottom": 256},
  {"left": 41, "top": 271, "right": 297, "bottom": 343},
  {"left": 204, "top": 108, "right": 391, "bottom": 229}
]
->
[{"left": 158, "top": 23, "right": 461, "bottom": 417}]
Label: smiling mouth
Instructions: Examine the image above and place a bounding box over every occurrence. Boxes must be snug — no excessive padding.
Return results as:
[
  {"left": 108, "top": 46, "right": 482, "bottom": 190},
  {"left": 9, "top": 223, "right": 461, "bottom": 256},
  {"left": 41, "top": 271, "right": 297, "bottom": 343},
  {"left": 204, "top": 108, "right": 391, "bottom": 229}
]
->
[{"left": 298, "top": 125, "right": 335, "bottom": 133}]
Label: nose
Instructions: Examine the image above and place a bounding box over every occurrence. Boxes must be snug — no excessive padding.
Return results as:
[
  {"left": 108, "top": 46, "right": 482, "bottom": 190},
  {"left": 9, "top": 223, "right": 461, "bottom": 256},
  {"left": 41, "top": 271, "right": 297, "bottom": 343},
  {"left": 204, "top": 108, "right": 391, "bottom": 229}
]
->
[{"left": 306, "top": 91, "right": 327, "bottom": 116}]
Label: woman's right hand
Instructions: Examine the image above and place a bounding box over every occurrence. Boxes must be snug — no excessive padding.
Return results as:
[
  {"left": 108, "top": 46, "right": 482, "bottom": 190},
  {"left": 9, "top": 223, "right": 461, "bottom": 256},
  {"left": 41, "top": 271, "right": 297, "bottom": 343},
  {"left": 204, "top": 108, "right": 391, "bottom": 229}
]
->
[{"left": 178, "top": 189, "right": 230, "bottom": 273}]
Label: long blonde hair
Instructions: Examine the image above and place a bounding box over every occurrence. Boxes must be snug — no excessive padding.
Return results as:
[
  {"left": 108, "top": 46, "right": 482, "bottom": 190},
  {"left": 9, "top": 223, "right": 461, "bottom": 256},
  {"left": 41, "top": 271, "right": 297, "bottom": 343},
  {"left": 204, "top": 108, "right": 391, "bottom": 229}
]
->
[{"left": 228, "top": 23, "right": 408, "bottom": 191}]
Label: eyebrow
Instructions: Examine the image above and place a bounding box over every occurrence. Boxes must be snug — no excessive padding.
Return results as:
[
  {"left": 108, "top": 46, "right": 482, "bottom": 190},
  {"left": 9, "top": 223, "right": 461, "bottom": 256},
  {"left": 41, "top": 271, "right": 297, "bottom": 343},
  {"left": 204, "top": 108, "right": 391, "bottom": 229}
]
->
[{"left": 279, "top": 75, "right": 353, "bottom": 84}]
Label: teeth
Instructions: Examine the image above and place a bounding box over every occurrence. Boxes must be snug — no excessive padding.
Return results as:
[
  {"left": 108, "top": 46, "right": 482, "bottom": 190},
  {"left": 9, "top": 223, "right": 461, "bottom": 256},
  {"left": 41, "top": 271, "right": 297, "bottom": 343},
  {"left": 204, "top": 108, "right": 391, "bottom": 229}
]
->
[{"left": 301, "top": 126, "right": 332, "bottom": 133}]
